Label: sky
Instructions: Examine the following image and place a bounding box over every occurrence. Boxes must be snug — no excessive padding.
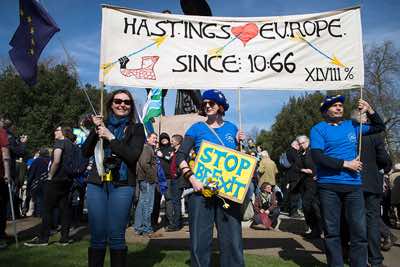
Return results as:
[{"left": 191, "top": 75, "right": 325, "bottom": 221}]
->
[{"left": 1, "top": 0, "right": 399, "bottom": 136}]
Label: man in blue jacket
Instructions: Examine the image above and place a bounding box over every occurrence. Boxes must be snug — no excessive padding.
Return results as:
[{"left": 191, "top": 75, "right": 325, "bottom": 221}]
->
[{"left": 310, "top": 95, "right": 385, "bottom": 267}]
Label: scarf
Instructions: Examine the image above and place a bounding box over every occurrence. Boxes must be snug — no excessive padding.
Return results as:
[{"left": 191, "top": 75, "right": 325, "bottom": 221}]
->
[{"left": 105, "top": 113, "right": 129, "bottom": 181}]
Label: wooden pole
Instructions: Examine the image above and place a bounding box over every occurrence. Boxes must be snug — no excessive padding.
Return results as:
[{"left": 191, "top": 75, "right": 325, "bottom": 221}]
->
[
  {"left": 358, "top": 86, "right": 363, "bottom": 158},
  {"left": 238, "top": 88, "right": 243, "bottom": 152}
]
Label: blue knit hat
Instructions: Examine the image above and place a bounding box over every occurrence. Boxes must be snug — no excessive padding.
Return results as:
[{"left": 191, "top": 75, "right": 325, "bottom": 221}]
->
[
  {"left": 320, "top": 94, "right": 345, "bottom": 113},
  {"left": 202, "top": 89, "right": 229, "bottom": 112}
]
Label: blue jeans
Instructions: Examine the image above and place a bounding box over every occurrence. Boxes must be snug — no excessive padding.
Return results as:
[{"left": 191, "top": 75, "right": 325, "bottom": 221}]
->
[
  {"left": 188, "top": 193, "right": 244, "bottom": 267},
  {"left": 87, "top": 183, "right": 133, "bottom": 249},
  {"left": 319, "top": 187, "right": 367, "bottom": 267},
  {"left": 134, "top": 181, "right": 155, "bottom": 234},
  {"left": 165, "top": 179, "right": 182, "bottom": 229},
  {"left": 364, "top": 192, "right": 383, "bottom": 266}
]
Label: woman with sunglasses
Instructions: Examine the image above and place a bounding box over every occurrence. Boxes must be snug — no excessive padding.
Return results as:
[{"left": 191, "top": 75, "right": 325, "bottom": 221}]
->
[
  {"left": 176, "top": 89, "right": 246, "bottom": 267},
  {"left": 82, "top": 89, "right": 145, "bottom": 267}
]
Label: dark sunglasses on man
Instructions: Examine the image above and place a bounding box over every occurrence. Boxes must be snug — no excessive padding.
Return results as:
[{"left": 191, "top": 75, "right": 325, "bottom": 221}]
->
[{"left": 113, "top": 98, "right": 132, "bottom": 106}]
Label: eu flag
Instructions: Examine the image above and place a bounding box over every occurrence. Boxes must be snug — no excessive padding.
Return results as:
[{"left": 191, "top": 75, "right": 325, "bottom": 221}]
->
[{"left": 9, "top": 0, "right": 60, "bottom": 86}]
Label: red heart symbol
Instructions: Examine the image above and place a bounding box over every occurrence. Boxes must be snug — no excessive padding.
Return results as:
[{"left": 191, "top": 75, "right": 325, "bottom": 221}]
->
[{"left": 231, "top": 23, "right": 259, "bottom": 46}]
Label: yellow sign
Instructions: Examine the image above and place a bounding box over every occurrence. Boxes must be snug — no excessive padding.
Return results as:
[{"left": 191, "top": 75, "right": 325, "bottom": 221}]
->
[{"left": 193, "top": 141, "right": 257, "bottom": 204}]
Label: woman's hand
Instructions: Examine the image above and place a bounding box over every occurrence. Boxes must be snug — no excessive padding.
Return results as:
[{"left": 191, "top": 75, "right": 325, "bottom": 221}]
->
[
  {"left": 236, "top": 130, "right": 246, "bottom": 143},
  {"left": 97, "top": 126, "right": 115, "bottom": 141},
  {"left": 92, "top": 115, "right": 105, "bottom": 128},
  {"left": 189, "top": 175, "right": 204, "bottom": 192}
]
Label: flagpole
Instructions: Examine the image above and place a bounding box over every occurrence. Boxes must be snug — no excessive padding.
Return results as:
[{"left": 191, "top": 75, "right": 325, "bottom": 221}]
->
[
  {"left": 57, "top": 37, "right": 97, "bottom": 115},
  {"left": 238, "top": 88, "right": 243, "bottom": 152},
  {"left": 100, "top": 81, "right": 104, "bottom": 117},
  {"left": 358, "top": 85, "right": 364, "bottom": 158}
]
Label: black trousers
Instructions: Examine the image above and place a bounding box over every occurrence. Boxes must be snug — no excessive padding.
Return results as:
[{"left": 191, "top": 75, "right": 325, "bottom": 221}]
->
[
  {"left": 151, "top": 189, "right": 162, "bottom": 227},
  {"left": 301, "top": 183, "right": 322, "bottom": 234},
  {"left": 364, "top": 192, "right": 384, "bottom": 265},
  {"left": 0, "top": 180, "right": 9, "bottom": 239},
  {"left": 40, "top": 180, "right": 72, "bottom": 242}
]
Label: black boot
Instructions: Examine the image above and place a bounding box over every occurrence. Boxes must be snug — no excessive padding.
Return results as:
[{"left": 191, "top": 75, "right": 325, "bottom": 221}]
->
[
  {"left": 110, "top": 248, "right": 127, "bottom": 267},
  {"left": 88, "top": 247, "right": 106, "bottom": 267}
]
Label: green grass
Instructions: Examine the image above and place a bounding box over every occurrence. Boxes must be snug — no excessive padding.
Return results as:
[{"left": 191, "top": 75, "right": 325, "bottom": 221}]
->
[{"left": 0, "top": 240, "right": 305, "bottom": 267}]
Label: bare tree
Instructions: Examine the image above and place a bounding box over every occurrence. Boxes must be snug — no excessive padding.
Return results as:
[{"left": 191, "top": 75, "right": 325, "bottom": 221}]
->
[{"left": 364, "top": 41, "right": 400, "bottom": 160}]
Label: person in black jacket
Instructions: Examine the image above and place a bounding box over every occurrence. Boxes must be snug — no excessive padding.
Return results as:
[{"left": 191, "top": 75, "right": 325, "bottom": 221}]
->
[
  {"left": 25, "top": 147, "right": 50, "bottom": 217},
  {"left": 295, "top": 135, "right": 322, "bottom": 239},
  {"left": 352, "top": 111, "right": 392, "bottom": 266},
  {"left": 82, "top": 89, "right": 145, "bottom": 267},
  {"left": 285, "top": 140, "right": 302, "bottom": 217}
]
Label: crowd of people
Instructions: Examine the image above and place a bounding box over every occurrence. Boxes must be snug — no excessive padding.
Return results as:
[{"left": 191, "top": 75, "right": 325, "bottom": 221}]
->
[{"left": 0, "top": 91, "right": 399, "bottom": 267}]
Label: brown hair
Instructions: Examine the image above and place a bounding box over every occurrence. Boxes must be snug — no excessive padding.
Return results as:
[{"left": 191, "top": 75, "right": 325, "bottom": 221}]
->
[
  {"left": 260, "top": 182, "right": 272, "bottom": 192},
  {"left": 55, "top": 124, "right": 76, "bottom": 142},
  {"left": 106, "top": 89, "right": 137, "bottom": 122}
]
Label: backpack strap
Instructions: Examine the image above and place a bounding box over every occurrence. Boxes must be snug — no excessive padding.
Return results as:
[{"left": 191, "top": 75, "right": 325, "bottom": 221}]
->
[{"left": 202, "top": 122, "right": 225, "bottom": 146}]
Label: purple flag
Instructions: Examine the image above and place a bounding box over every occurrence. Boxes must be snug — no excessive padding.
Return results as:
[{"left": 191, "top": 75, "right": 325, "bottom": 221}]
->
[{"left": 9, "top": 0, "right": 60, "bottom": 86}]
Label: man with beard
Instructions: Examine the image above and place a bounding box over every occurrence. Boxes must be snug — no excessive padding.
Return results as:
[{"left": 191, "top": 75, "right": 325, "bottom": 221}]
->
[{"left": 310, "top": 95, "right": 385, "bottom": 267}]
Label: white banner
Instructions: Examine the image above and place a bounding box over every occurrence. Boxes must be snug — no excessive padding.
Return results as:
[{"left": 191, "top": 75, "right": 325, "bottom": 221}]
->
[{"left": 100, "top": 5, "right": 363, "bottom": 90}]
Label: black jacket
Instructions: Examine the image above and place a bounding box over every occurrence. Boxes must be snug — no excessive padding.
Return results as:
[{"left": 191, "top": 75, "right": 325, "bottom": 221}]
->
[
  {"left": 285, "top": 147, "right": 301, "bottom": 185},
  {"left": 360, "top": 133, "right": 392, "bottom": 194},
  {"left": 81, "top": 122, "right": 145, "bottom": 186}
]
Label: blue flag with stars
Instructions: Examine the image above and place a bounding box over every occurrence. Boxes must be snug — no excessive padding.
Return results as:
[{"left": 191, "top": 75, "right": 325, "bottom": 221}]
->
[{"left": 9, "top": 0, "right": 60, "bottom": 86}]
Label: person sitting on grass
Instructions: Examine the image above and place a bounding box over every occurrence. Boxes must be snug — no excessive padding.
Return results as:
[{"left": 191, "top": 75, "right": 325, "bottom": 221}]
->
[{"left": 252, "top": 182, "right": 280, "bottom": 230}]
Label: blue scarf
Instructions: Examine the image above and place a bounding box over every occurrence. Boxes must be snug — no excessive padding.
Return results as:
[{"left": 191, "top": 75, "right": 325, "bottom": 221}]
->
[{"left": 105, "top": 113, "right": 129, "bottom": 181}]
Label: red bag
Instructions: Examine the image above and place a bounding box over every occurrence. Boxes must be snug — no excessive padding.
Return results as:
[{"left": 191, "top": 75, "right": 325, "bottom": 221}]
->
[{"left": 259, "top": 212, "right": 272, "bottom": 228}]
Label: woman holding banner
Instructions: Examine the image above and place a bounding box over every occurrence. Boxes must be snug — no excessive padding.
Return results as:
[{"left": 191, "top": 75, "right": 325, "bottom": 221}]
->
[
  {"left": 176, "top": 89, "right": 246, "bottom": 267},
  {"left": 82, "top": 89, "right": 145, "bottom": 267}
]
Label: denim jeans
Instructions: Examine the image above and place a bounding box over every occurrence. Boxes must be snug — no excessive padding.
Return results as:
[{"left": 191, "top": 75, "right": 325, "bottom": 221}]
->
[
  {"left": 87, "top": 183, "right": 134, "bottom": 249},
  {"left": 364, "top": 192, "right": 384, "bottom": 266},
  {"left": 188, "top": 193, "right": 244, "bottom": 267},
  {"left": 134, "top": 181, "right": 155, "bottom": 234},
  {"left": 165, "top": 179, "right": 182, "bottom": 229},
  {"left": 319, "top": 187, "right": 367, "bottom": 267}
]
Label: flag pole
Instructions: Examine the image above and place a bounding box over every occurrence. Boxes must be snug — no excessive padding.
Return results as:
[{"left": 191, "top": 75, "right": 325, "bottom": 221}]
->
[
  {"left": 238, "top": 88, "right": 243, "bottom": 152},
  {"left": 358, "top": 85, "right": 364, "bottom": 157}
]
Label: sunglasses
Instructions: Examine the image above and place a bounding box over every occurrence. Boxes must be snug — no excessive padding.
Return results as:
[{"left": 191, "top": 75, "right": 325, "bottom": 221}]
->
[
  {"left": 201, "top": 100, "right": 217, "bottom": 109},
  {"left": 113, "top": 98, "right": 132, "bottom": 106}
]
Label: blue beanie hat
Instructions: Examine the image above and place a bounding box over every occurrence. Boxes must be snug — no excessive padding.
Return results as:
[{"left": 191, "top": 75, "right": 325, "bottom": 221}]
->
[
  {"left": 320, "top": 94, "right": 345, "bottom": 113},
  {"left": 202, "top": 89, "right": 229, "bottom": 112}
]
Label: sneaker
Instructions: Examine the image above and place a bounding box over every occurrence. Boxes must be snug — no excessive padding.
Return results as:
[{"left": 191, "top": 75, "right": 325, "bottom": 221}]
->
[
  {"left": 165, "top": 226, "right": 181, "bottom": 232},
  {"left": 0, "top": 239, "right": 7, "bottom": 249},
  {"left": 381, "top": 236, "right": 394, "bottom": 251},
  {"left": 56, "top": 239, "right": 73, "bottom": 246},
  {"left": 145, "top": 232, "right": 163, "bottom": 238},
  {"left": 251, "top": 224, "right": 267, "bottom": 230},
  {"left": 24, "top": 237, "right": 48, "bottom": 247},
  {"left": 303, "top": 232, "right": 322, "bottom": 240}
]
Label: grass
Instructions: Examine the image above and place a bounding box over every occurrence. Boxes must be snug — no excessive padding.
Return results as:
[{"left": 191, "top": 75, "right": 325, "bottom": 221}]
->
[{"left": 0, "top": 240, "right": 305, "bottom": 267}]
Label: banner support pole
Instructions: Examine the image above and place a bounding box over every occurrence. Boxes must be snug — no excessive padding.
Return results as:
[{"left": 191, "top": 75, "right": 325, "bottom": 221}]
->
[
  {"left": 238, "top": 88, "right": 243, "bottom": 152},
  {"left": 358, "top": 85, "right": 364, "bottom": 158}
]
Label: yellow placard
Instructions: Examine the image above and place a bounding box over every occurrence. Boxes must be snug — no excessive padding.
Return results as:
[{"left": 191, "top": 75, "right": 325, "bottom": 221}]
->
[{"left": 193, "top": 141, "right": 257, "bottom": 204}]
